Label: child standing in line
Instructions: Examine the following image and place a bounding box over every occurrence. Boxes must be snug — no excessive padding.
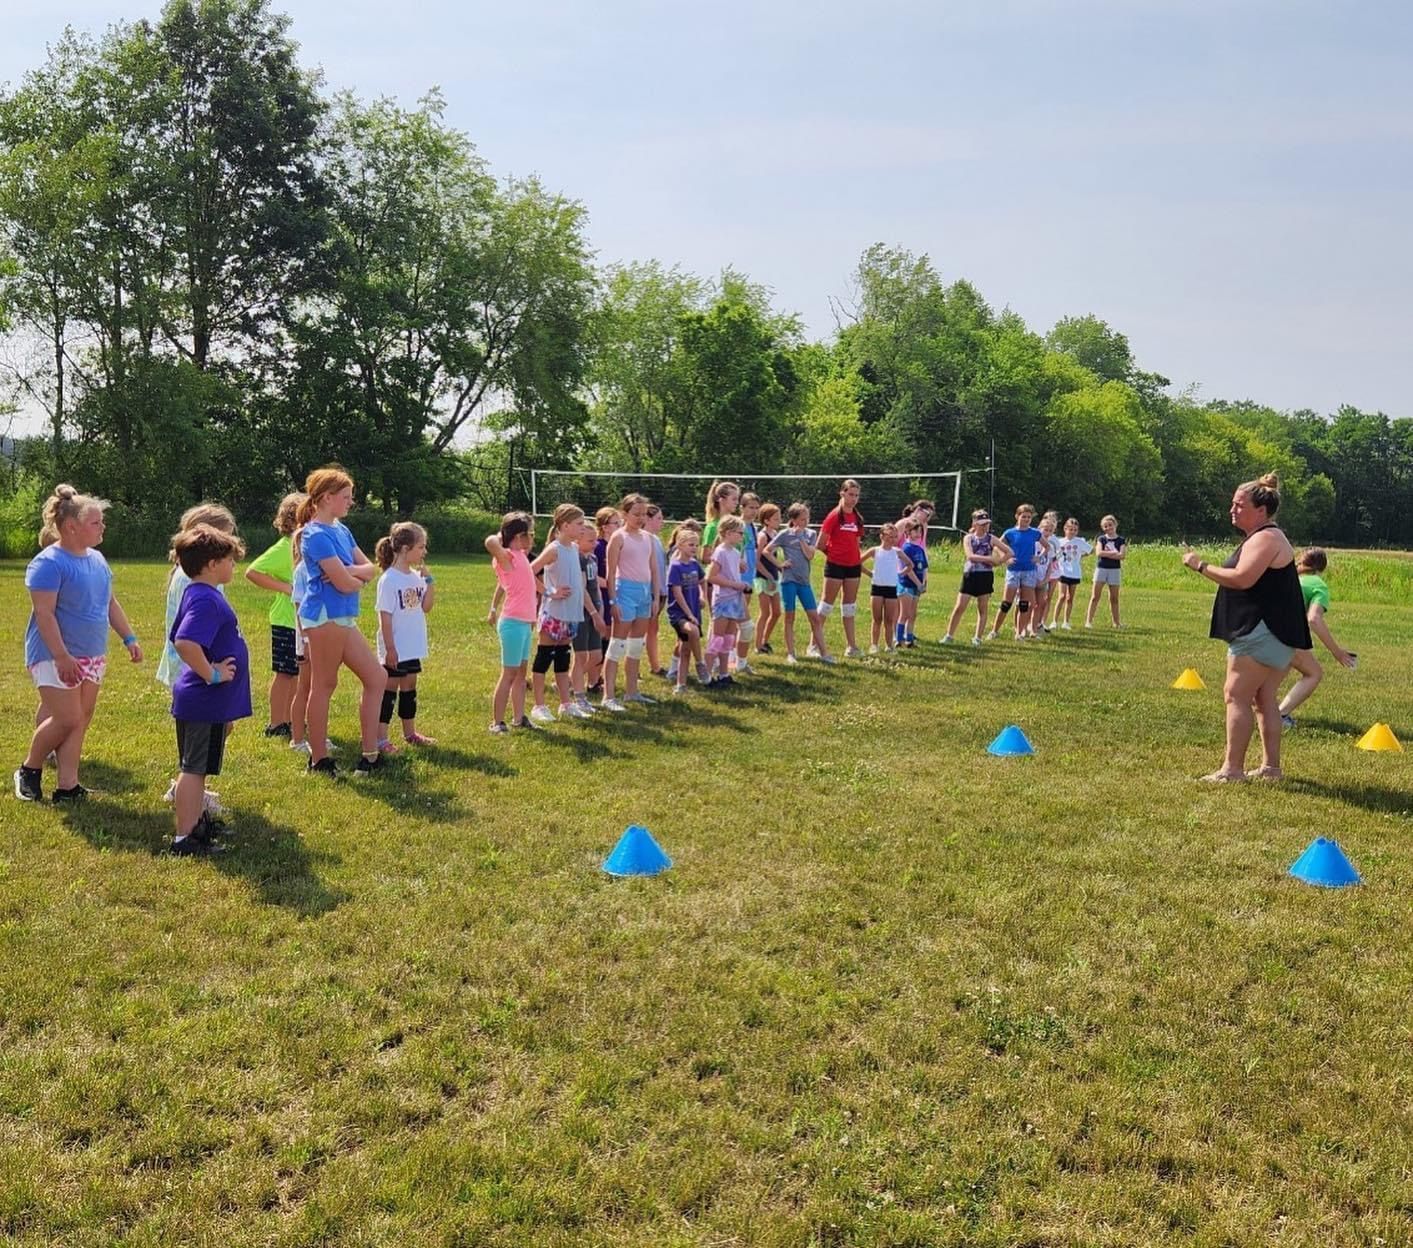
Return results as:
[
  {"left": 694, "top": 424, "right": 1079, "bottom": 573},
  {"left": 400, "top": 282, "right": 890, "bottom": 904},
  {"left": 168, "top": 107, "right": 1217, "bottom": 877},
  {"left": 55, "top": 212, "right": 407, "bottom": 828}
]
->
[
  {"left": 1027, "top": 512, "right": 1059, "bottom": 639},
  {"left": 666, "top": 526, "right": 707, "bottom": 694},
  {"left": 753, "top": 502, "right": 783, "bottom": 654},
  {"left": 991, "top": 504, "right": 1042, "bottom": 641},
  {"left": 244, "top": 492, "right": 306, "bottom": 738},
  {"left": 1050, "top": 517, "right": 1091, "bottom": 629},
  {"left": 287, "top": 559, "right": 318, "bottom": 755},
  {"left": 705, "top": 516, "right": 750, "bottom": 686},
  {"left": 766, "top": 503, "right": 833, "bottom": 665},
  {"left": 701, "top": 480, "right": 741, "bottom": 559},
  {"left": 15, "top": 485, "right": 143, "bottom": 804},
  {"left": 485, "top": 512, "right": 538, "bottom": 733},
  {"left": 522, "top": 503, "right": 588, "bottom": 723},
  {"left": 158, "top": 502, "right": 238, "bottom": 811},
  {"left": 862, "top": 522, "right": 916, "bottom": 653},
  {"left": 1279, "top": 548, "right": 1357, "bottom": 729},
  {"left": 896, "top": 518, "right": 928, "bottom": 646},
  {"left": 1085, "top": 513, "right": 1126, "bottom": 629},
  {"left": 603, "top": 494, "right": 661, "bottom": 711},
  {"left": 645, "top": 504, "right": 670, "bottom": 678},
  {"left": 166, "top": 525, "right": 251, "bottom": 855},
  {"left": 942, "top": 509, "right": 1010, "bottom": 646},
  {"left": 572, "top": 520, "right": 608, "bottom": 714},
  {"left": 733, "top": 493, "right": 760, "bottom": 674},
  {"left": 374, "top": 521, "right": 436, "bottom": 752},
  {"left": 593, "top": 507, "right": 621, "bottom": 672}
]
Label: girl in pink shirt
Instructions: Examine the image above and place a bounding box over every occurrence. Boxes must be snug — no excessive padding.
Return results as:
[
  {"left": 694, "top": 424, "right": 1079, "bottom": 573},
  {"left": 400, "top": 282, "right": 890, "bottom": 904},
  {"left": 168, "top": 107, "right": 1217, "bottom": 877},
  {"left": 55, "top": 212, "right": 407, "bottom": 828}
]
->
[{"left": 484, "top": 512, "right": 538, "bottom": 732}]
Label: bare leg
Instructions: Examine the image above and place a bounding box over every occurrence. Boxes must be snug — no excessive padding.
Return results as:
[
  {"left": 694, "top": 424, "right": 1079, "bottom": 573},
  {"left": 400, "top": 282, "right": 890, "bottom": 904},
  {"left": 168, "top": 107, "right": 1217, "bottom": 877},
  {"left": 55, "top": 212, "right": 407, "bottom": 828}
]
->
[
  {"left": 1278, "top": 650, "right": 1322, "bottom": 716},
  {"left": 1220, "top": 657, "right": 1268, "bottom": 776},
  {"left": 1253, "top": 666, "right": 1287, "bottom": 772},
  {"left": 974, "top": 594, "right": 992, "bottom": 640},
  {"left": 841, "top": 578, "right": 860, "bottom": 650},
  {"left": 174, "top": 771, "right": 206, "bottom": 836}
]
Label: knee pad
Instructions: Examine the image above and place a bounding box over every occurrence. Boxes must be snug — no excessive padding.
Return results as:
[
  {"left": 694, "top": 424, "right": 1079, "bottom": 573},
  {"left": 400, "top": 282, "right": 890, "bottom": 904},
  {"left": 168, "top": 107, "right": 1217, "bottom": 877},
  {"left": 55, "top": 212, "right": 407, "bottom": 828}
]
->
[
  {"left": 841, "top": 602, "right": 857, "bottom": 618},
  {"left": 738, "top": 618, "right": 755, "bottom": 643},
  {"left": 997, "top": 601, "right": 1013, "bottom": 616},
  {"left": 1017, "top": 601, "right": 1030, "bottom": 614},
  {"left": 532, "top": 644, "right": 557, "bottom": 674},
  {"left": 606, "top": 636, "right": 628, "bottom": 663},
  {"left": 397, "top": 688, "right": 417, "bottom": 721},
  {"left": 553, "top": 645, "right": 572, "bottom": 674},
  {"left": 817, "top": 601, "right": 833, "bottom": 617},
  {"left": 380, "top": 689, "right": 397, "bottom": 723},
  {"left": 626, "top": 636, "right": 646, "bottom": 661},
  {"left": 706, "top": 634, "right": 729, "bottom": 656}
]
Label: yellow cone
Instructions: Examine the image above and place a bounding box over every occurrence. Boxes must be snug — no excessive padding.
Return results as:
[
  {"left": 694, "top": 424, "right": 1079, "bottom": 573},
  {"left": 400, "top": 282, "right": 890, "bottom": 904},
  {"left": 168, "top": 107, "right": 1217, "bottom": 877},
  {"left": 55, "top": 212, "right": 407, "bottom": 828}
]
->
[
  {"left": 1355, "top": 723, "right": 1404, "bottom": 753},
  {"left": 1171, "top": 668, "right": 1206, "bottom": 691}
]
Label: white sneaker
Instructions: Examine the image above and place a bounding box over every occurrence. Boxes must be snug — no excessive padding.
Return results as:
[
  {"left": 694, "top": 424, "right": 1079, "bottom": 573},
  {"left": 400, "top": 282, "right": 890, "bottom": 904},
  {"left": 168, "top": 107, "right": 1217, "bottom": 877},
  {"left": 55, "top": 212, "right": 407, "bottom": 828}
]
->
[
  {"left": 868, "top": 644, "right": 879, "bottom": 654},
  {"left": 666, "top": 663, "right": 679, "bottom": 682},
  {"left": 1061, "top": 621, "right": 1072, "bottom": 631},
  {"left": 529, "top": 704, "right": 557, "bottom": 725},
  {"left": 735, "top": 660, "right": 753, "bottom": 675},
  {"left": 818, "top": 654, "right": 837, "bottom": 665},
  {"left": 561, "top": 702, "right": 592, "bottom": 720},
  {"left": 674, "top": 683, "right": 689, "bottom": 695},
  {"left": 985, "top": 631, "right": 998, "bottom": 641},
  {"left": 971, "top": 636, "right": 982, "bottom": 647},
  {"left": 1084, "top": 621, "right": 1093, "bottom": 629},
  {"left": 940, "top": 635, "right": 953, "bottom": 645},
  {"left": 844, "top": 646, "right": 863, "bottom": 658},
  {"left": 785, "top": 654, "right": 799, "bottom": 665},
  {"left": 575, "top": 696, "right": 597, "bottom": 714},
  {"left": 601, "top": 698, "right": 628, "bottom": 713},
  {"left": 806, "top": 643, "right": 821, "bottom": 658},
  {"left": 624, "top": 691, "right": 657, "bottom": 705},
  {"left": 290, "top": 739, "right": 311, "bottom": 755}
]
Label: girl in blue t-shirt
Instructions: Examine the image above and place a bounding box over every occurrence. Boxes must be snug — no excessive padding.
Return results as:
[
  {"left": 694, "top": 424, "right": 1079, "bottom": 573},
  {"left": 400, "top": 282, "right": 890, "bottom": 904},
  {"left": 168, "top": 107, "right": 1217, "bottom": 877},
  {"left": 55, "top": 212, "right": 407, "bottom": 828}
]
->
[
  {"left": 990, "top": 504, "right": 1042, "bottom": 641},
  {"left": 16, "top": 484, "right": 142, "bottom": 804},
  {"left": 294, "top": 467, "right": 386, "bottom": 778}
]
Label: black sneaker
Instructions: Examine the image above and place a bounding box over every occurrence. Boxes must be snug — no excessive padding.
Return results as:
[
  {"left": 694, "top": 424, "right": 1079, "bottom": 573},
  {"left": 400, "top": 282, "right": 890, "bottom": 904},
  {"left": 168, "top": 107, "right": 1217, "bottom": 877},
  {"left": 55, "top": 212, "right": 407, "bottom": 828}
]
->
[
  {"left": 263, "top": 722, "right": 292, "bottom": 738},
  {"left": 171, "top": 815, "right": 227, "bottom": 856},
  {"left": 352, "top": 753, "right": 384, "bottom": 779},
  {"left": 756, "top": 643, "right": 773, "bottom": 655},
  {"left": 306, "top": 756, "right": 338, "bottom": 777},
  {"left": 51, "top": 784, "right": 90, "bottom": 804},
  {"left": 14, "top": 766, "right": 42, "bottom": 802}
]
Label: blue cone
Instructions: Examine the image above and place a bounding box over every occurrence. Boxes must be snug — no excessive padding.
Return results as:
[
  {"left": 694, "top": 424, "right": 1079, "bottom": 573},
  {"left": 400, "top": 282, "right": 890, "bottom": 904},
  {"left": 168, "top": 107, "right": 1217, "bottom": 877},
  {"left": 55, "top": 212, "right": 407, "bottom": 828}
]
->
[
  {"left": 1288, "top": 837, "right": 1361, "bottom": 888},
  {"left": 987, "top": 724, "right": 1034, "bottom": 757},
  {"left": 602, "top": 825, "right": 672, "bottom": 877}
]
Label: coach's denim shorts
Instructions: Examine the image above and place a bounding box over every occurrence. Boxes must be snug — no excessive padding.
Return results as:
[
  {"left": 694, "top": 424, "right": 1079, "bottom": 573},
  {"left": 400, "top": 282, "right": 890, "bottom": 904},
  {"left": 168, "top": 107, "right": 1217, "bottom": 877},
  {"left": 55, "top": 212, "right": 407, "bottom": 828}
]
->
[{"left": 1227, "top": 620, "right": 1295, "bottom": 670}]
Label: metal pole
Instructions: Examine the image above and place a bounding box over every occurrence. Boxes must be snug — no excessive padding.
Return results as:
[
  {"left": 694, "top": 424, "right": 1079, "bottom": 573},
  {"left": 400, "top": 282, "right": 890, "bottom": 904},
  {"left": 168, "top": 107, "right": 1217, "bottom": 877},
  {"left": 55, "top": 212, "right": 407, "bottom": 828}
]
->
[
  {"left": 989, "top": 437, "right": 996, "bottom": 518},
  {"left": 530, "top": 469, "right": 537, "bottom": 519}
]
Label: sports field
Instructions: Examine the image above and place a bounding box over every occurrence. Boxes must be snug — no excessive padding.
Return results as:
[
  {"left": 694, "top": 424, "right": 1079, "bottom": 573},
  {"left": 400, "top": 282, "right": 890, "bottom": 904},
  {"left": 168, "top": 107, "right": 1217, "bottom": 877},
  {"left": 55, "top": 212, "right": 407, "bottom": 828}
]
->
[{"left": 2, "top": 543, "right": 1410, "bottom": 1246}]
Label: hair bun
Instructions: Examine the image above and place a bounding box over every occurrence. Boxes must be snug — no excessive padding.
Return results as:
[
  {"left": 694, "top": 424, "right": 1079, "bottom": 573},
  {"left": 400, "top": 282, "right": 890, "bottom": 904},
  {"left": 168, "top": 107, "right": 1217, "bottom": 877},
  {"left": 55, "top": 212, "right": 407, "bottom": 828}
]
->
[
  {"left": 1258, "top": 472, "right": 1280, "bottom": 489},
  {"left": 55, "top": 483, "right": 77, "bottom": 498}
]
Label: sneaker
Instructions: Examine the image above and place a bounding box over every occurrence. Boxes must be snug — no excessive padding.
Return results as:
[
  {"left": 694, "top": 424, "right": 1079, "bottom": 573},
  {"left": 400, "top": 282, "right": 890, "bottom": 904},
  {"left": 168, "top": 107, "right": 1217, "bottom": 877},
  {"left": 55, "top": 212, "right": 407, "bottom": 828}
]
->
[
  {"left": 352, "top": 753, "right": 384, "bottom": 779},
  {"left": 1060, "top": 621, "right": 1073, "bottom": 631},
  {"left": 806, "top": 643, "right": 821, "bottom": 658},
  {"left": 378, "top": 738, "right": 401, "bottom": 755},
  {"left": 1084, "top": 622, "right": 1093, "bottom": 630},
  {"left": 202, "top": 790, "right": 227, "bottom": 817},
  {"left": 290, "top": 739, "right": 311, "bottom": 755},
  {"left": 624, "top": 692, "right": 656, "bottom": 705},
  {"left": 785, "top": 654, "right": 799, "bottom": 665},
  {"left": 845, "top": 646, "right": 863, "bottom": 659},
  {"left": 652, "top": 668, "right": 670, "bottom": 679},
  {"left": 666, "top": 663, "right": 679, "bottom": 682},
  {"left": 575, "top": 695, "right": 598, "bottom": 714},
  {"left": 818, "top": 654, "right": 837, "bottom": 665},
  {"left": 403, "top": 731, "right": 437, "bottom": 746},
  {"left": 674, "top": 683, "right": 689, "bottom": 695},
  {"left": 940, "top": 635, "right": 953, "bottom": 645},
  {"left": 868, "top": 644, "right": 879, "bottom": 655},
  {"left": 735, "top": 660, "right": 754, "bottom": 675},
  {"left": 170, "top": 830, "right": 226, "bottom": 857},
  {"left": 51, "top": 784, "right": 91, "bottom": 804},
  {"left": 985, "top": 631, "right": 999, "bottom": 641},
  {"left": 561, "top": 702, "right": 592, "bottom": 720},
  {"left": 529, "top": 704, "right": 557, "bottom": 726},
  {"left": 14, "top": 766, "right": 43, "bottom": 802},
  {"left": 971, "top": 636, "right": 982, "bottom": 647},
  {"left": 1281, "top": 714, "right": 1297, "bottom": 731},
  {"left": 512, "top": 715, "right": 543, "bottom": 731},
  {"left": 758, "top": 642, "right": 774, "bottom": 655},
  {"left": 488, "top": 721, "right": 510, "bottom": 735},
  {"left": 696, "top": 663, "right": 709, "bottom": 684},
  {"left": 306, "top": 757, "right": 338, "bottom": 777},
  {"left": 263, "top": 722, "right": 292, "bottom": 738},
  {"left": 601, "top": 698, "right": 628, "bottom": 713}
]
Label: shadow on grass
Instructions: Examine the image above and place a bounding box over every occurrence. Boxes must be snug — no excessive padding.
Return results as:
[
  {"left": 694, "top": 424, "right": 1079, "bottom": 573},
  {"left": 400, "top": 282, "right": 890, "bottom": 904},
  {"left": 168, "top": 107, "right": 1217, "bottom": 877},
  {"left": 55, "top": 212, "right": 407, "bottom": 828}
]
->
[
  {"left": 1286, "top": 778, "right": 1413, "bottom": 817},
  {"left": 1290, "top": 716, "right": 1369, "bottom": 738},
  {"left": 419, "top": 745, "right": 517, "bottom": 778},
  {"left": 55, "top": 766, "right": 346, "bottom": 918}
]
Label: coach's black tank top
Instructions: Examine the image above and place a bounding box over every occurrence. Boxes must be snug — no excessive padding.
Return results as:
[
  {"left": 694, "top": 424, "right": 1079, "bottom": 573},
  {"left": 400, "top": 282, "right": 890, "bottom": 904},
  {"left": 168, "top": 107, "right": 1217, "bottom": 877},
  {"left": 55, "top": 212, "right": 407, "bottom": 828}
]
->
[{"left": 1209, "top": 524, "right": 1312, "bottom": 649}]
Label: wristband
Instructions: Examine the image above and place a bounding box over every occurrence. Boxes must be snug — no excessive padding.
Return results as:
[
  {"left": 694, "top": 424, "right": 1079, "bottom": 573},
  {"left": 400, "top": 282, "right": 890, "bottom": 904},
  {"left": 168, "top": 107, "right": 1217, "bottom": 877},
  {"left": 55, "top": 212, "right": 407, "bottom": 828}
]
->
[
  {"left": 208, "top": 668, "right": 223, "bottom": 685},
  {"left": 423, "top": 575, "right": 435, "bottom": 585},
  {"left": 122, "top": 634, "right": 138, "bottom": 646},
  {"left": 1198, "top": 561, "right": 1208, "bottom": 574}
]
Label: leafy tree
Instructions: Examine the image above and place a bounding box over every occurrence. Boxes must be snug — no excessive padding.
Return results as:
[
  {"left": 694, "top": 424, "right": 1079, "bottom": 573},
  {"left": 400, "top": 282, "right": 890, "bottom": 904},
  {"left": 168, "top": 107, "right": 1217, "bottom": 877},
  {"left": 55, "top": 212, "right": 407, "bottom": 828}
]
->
[{"left": 1045, "top": 314, "right": 1134, "bottom": 383}]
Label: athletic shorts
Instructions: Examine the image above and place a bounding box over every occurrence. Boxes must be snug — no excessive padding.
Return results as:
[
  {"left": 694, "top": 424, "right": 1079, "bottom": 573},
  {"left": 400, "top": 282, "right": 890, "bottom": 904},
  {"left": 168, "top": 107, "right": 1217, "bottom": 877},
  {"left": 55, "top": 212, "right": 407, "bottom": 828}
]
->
[
  {"left": 1060, "top": 575, "right": 1081, "bottom": 586},
  {"left": 176, "top": 719, "right": 227, "bottom": 777},
  {"left": 383, "top": 658, "right": 423, "bottom": 679},
  {"left": 669, "top": 614, "right": 700, "bottom": 640},
  {"left": 573, "top": 615, "right": 602, "bottom": 653},
  {"left": 497, "top": 616, "right": 534, "bottom": 667},
  {"left": 898, "top": 584, "right": 922, "bottom": 598},
  {"left": 781, "top": 582, "right": 817, "bottom": 613},
  {"left": 537, "top": 614, "right": 577, "bottom": 645},
  {"left": 29, "top": 655, "right": 107, "bottom": 689},
  {"left": 1094, "top": 567, "right": 1122, "bottom": 587},
  {"left": 615, "top": 578, "right": 653, "bottom": 622},
  {"left": 870, "top": 584, "right": 898, "bottom": 600},
  {"left": 1005, "top": 567, "right": 1040, "bottom": 590},
  {"left": 824, "top": 560, "right": 862, "bottom": 581},
  {"left": 1227, "top": 620, "right": 1295, "bottom": 670},
  {"left": 754, "top": 576, "right": 780, "bottom": 597},
  {"left": 271, "top": 625, "right": 298, "bottom": 677},
  {"left": 713, "top": 596, "right": 746, "bottom": 621},
  {"left": 960, "top": 570, "right": 995, "bottom": 599},
  {"left": 299, "top": 608, "right": 357, "bottom": 630}
]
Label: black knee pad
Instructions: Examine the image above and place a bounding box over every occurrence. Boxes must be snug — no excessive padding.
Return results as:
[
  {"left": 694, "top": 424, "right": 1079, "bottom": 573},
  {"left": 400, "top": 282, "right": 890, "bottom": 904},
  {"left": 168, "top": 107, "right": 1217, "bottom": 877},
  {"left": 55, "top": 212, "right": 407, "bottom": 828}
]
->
[
  {"left": 553, "top": 644, "right": 572, "bottom": 674},
  {"left": 532, "top": 645, "right": 556, "bottom": 674},
  {"left": 379, "top": 689, "right": 397, "bottom": 724},
  {"left": 398, "top": 688, "right": 417, "bottom": 721},
  {"left": 1017, "top": 601, "right": 1030, "bottom": 614},
  {"left": 997, "top": 601, "right": 1013, "bottom": 616}
]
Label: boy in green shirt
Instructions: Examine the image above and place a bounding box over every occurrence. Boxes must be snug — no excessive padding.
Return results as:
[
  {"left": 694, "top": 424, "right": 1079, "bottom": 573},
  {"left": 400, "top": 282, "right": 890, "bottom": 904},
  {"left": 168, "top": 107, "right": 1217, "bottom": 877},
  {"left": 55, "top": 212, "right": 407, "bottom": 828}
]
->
[{"left": 1280, "top": 547, "right": 1356, "bottom": 728}]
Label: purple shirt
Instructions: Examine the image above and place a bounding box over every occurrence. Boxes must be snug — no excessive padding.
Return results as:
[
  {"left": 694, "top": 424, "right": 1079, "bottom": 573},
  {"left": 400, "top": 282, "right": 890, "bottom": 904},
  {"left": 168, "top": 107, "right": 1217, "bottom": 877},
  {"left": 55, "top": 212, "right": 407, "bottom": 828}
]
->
[
  {"left": 170, "top": 583, "right": 253, "bottom": 723},
  {"left": 667, "top": 558, "right": 703, "bottom": 624}
]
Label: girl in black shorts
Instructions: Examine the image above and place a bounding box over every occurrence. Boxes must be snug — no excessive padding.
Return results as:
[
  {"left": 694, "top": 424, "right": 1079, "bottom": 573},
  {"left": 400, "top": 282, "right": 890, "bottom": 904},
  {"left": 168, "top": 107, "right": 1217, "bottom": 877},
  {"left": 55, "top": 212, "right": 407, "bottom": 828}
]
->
[
  {"left": 817, "top": 478, "right": 865, "bottom": 657},
  {"left": 941, "top": 509, "right": 1010, "bottom": 646}
]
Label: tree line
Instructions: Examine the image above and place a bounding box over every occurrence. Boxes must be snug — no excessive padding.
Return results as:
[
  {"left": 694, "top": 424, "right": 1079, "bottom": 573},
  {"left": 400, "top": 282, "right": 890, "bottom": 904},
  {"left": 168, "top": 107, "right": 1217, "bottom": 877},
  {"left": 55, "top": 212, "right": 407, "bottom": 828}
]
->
[{"left": 2, "top": 0, "right": 1409, "bottom": 549}]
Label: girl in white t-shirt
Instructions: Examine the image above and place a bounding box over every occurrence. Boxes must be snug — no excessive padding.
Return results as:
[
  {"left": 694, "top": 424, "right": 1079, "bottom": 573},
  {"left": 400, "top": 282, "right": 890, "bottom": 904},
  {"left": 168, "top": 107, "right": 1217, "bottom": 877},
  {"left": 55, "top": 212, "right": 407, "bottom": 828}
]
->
[
  {"left": 861, "top": 523, "right": 917, "bottom": 653},
  {"left": 374, "top": 522, "right": 436, "bottom": 751},
  {"left": 1050, "top": 516, "right": 1092, "bottom": 629}
]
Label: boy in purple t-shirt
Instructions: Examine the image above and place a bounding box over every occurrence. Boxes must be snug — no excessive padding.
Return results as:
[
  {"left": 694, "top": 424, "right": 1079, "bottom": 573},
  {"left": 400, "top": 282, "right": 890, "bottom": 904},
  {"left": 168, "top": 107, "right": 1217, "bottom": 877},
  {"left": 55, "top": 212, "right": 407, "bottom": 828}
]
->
[{"left": 168, "top": 525, "right": 252, "bottom": 855}]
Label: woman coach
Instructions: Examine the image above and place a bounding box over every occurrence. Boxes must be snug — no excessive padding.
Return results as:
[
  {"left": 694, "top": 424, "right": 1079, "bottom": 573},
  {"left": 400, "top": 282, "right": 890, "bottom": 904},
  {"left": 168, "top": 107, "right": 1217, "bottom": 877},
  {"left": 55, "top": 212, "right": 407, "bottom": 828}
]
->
[{"left": 1182, "top": 472, "right": 1311, "bottom": 782}]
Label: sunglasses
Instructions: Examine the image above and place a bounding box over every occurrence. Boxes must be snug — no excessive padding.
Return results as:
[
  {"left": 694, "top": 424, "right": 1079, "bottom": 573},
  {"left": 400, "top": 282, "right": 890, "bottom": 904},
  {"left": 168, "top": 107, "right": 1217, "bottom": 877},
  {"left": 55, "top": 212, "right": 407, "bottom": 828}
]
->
[{"left": 973, "top": 514, "right": 990, "bottom": 521}]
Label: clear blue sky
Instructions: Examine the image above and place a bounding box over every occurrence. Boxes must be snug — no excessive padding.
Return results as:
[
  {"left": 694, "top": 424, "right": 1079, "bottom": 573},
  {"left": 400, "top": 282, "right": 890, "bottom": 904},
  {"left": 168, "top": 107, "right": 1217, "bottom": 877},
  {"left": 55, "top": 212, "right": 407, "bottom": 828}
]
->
[{"left": 6, "top": 0, "right": 1411, "bottom": 418}]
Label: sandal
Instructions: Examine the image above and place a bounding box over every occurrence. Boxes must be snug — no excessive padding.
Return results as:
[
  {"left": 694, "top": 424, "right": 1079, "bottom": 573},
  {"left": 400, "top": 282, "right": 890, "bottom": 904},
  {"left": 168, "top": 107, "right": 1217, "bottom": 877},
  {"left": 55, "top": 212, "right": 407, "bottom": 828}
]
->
[
  {"left": 1198, "top": 770, "right": 1249, "bottom": 784},
  {"left": 1245, "top": 766, "right": 1284, "bottom": 781}
]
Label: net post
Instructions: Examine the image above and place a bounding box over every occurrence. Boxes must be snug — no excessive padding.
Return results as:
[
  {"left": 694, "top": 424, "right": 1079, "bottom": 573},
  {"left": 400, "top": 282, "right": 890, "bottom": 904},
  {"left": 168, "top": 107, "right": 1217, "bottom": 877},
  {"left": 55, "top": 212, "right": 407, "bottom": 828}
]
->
[
  {"left": 531, "top": 470, "right": 538, "bottom": 519},
  {"left": 952, "top": 471, "right": 962, "bottom": 534}
]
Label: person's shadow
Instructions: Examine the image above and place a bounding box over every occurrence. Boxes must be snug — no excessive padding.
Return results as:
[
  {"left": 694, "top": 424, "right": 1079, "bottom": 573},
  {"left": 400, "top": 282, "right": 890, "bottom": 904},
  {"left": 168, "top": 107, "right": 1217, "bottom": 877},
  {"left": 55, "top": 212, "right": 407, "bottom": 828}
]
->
[
  {"left": 57, "top": 761, "right": 346, "bottom": 918},
  {"left": 1286, "top": 778, "right": 1412, "bottom": 818}
]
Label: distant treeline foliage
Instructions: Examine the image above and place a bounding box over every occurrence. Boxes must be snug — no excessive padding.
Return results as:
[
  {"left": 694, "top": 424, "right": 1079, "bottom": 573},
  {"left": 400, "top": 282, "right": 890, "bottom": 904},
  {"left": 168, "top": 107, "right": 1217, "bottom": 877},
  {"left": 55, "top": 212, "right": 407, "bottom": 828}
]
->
[{"left": 1, "top": 1, "right": 1410, "bottom": 551}]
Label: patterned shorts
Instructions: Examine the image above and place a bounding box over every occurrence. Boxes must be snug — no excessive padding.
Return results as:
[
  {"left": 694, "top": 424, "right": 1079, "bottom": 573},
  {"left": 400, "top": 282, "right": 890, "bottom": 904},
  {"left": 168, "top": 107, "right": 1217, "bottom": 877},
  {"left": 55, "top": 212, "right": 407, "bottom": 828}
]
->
[{"left": 30, "top": 655, "right": 108, "bottom": 689}]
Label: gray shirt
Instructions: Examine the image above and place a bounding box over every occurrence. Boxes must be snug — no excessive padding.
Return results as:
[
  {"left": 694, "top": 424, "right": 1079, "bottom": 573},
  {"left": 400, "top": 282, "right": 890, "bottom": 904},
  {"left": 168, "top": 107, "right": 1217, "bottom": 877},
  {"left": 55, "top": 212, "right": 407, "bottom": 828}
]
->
[
  {"left": 542, "top": 539, "right": 585, "bottom": 621},
  {"left": 770, "top": 528, "right": 815, "bottom": 585}
]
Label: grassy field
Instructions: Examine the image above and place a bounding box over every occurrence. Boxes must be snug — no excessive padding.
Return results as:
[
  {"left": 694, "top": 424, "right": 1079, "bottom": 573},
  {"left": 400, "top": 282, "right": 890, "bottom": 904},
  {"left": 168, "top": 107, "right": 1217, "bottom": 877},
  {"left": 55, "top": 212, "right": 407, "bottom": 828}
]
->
[{"left": 1, "top": 541, "right": 1410, "bottom": 1247}]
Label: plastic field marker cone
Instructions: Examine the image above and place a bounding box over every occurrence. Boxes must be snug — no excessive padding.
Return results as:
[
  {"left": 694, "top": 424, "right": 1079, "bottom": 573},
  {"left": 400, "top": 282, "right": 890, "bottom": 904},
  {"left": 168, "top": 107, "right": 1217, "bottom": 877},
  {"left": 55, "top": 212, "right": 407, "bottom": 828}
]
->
[
  {"left": 602, "top": 825, "right": 672, "bottom": 877},
  {"left": 1355, "top": 722, "right": 1403, "bottom": 753},
  {"left": 987, "top": 725, "right": 1034, "bottom": 757},
  {"left": 1288, "top": 837, "right": 1361, "bottom": 888},
  {"left": 1171, "top": 668, "right": 1206, "bottom": 691}
]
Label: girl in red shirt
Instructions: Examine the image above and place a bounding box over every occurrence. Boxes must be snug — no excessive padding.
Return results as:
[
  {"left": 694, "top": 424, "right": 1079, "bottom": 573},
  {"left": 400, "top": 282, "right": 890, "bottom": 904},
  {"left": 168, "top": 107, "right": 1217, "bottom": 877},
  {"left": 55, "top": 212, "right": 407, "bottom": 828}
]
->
[{"left": 817, "top": 478, "right": 865, "bottom": 657}]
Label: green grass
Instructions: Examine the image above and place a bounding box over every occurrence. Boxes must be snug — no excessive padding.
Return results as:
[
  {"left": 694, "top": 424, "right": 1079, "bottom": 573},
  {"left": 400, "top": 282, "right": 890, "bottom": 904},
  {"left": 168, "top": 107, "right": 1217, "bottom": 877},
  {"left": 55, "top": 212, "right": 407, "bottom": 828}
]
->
[{"left": 1, "top": 544, "right": 1410, "bottom": 1247}]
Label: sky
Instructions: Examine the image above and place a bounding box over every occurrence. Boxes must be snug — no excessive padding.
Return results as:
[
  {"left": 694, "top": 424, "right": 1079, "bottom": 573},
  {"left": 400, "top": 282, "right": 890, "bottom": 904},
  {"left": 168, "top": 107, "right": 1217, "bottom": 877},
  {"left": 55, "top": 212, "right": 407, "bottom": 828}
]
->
[{"left": 4, "top": 0, "right": 1412, "bottom": 420}]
